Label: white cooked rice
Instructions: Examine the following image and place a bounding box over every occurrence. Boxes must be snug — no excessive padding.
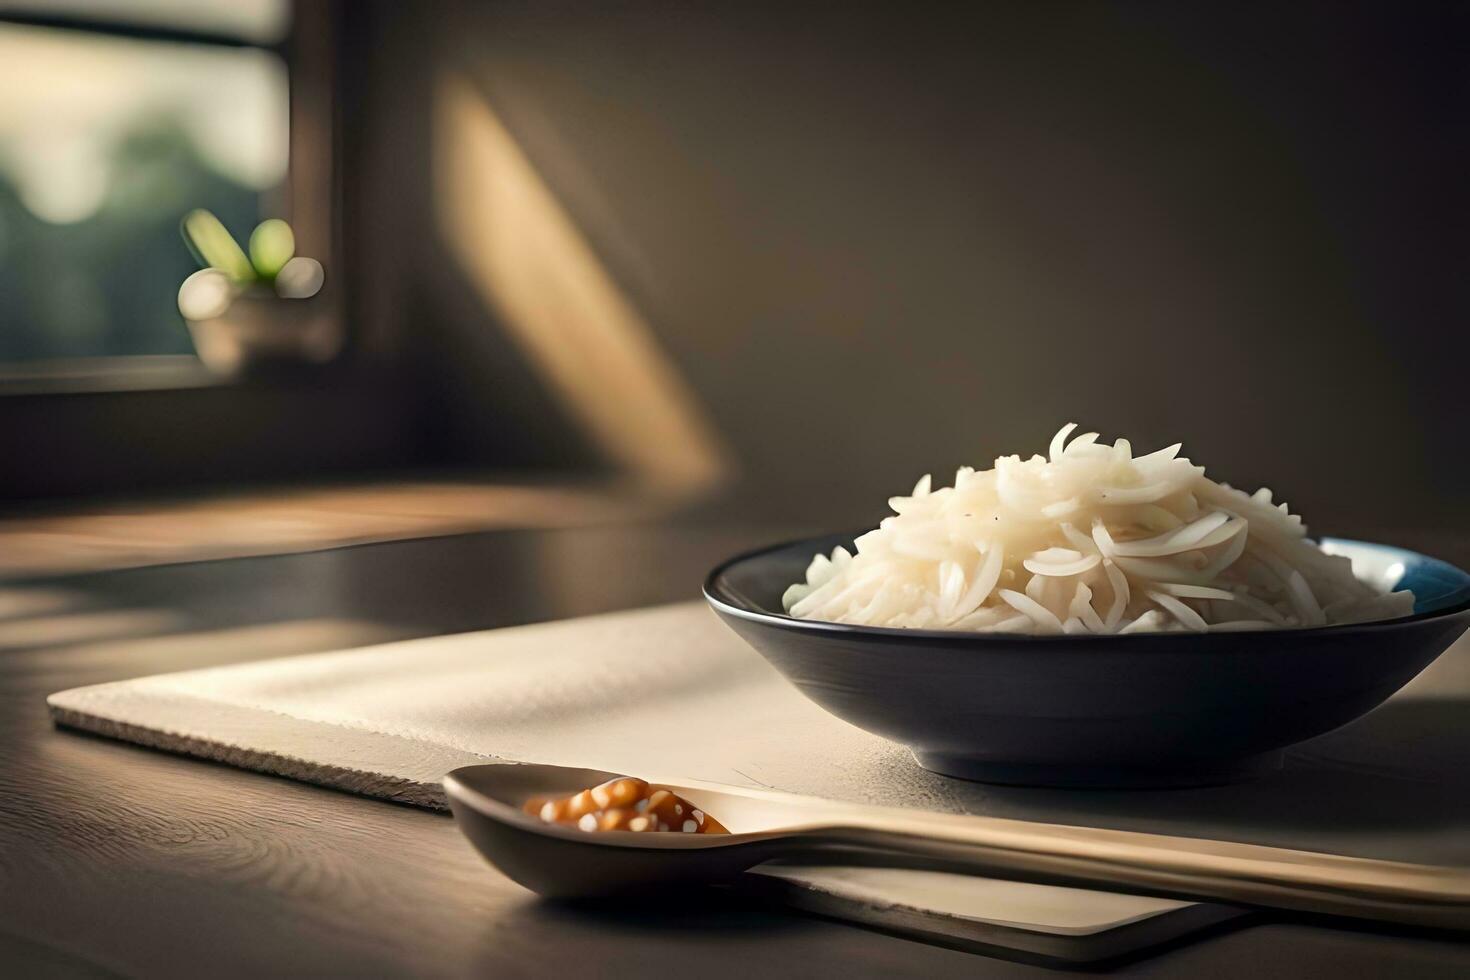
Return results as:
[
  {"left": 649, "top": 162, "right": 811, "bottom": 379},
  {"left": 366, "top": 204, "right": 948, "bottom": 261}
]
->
[{"left": 782, "top": 424, "right": 1414, "bottom": 634}]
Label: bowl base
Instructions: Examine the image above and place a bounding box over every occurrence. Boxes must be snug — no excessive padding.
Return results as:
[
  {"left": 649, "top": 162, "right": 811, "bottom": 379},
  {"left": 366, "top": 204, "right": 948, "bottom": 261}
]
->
[{"left": 912, "top": 749, "right": 1285, "bottom": 789}]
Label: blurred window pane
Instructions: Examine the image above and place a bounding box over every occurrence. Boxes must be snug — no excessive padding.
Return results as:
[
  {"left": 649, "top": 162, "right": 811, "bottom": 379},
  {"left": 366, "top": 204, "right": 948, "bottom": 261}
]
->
[
  {"left": 0, "top": 22, "right": 288, "bottom": 361},
  {"left": 0, "top": 0, "right": 289, "bottom": 43}
]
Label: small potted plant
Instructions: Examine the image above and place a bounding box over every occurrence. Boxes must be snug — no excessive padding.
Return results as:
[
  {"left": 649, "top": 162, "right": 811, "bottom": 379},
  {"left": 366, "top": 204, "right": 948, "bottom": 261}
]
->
[{"left": 177, "top": 210, "right": 336, "bottom": 377}]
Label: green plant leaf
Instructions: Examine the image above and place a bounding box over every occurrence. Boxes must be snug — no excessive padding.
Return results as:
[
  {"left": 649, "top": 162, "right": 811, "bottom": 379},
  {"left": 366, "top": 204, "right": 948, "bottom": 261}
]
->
[
  {"left": 249, "top": 218, "right": 296, "bottom": 281},
  {"left": 180, "top": 209, "right": 254, "bottom": 282}
]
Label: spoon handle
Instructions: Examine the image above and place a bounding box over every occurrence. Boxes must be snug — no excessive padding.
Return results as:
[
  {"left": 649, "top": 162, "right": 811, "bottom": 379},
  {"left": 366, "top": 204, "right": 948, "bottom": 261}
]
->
[{"left": 777, "top": 816, "right": 1470, "bottom": 930}]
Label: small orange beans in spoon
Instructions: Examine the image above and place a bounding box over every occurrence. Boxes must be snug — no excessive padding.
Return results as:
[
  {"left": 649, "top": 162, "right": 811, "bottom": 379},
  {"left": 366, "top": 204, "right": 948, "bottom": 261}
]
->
[{"left": 524, "top": 777, "right": 728, "bottom": 834}]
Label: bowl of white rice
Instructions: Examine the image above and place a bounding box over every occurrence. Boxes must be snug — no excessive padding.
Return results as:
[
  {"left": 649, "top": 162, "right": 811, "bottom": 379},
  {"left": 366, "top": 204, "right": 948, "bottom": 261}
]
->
[{"left": 705, "top": 426, "right": 1470, "bottom": 787}]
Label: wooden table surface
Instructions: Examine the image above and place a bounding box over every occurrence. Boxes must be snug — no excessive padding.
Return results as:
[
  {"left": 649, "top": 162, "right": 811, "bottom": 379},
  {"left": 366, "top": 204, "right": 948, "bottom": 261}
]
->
[{"left": 3, "top": 523, "right": 1469, "bottom": 979}]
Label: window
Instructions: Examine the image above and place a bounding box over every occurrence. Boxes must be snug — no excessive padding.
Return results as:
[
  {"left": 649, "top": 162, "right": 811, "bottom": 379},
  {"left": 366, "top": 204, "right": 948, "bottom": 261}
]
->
[
  {"left": 0, "top": 2, "right": 408, "bottom": 503},
  {"left": 0, "top": 1, "right": 290, "bottom": 363}
]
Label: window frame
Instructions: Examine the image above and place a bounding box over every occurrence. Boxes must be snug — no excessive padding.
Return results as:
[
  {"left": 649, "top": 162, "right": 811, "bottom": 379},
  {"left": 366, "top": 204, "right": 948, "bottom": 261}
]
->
[
  {"left": 0, "top": 2, "right": 423, "bottom": 502},
  {"left": 0, "top": 2, "right": 330, "bottom": 389}
]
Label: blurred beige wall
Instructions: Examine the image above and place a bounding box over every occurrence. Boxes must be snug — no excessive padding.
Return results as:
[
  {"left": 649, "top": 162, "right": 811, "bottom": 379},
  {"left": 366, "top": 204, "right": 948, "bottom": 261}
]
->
[{"left": 348, "top": 1, "right": 1468, "bottom": 536}]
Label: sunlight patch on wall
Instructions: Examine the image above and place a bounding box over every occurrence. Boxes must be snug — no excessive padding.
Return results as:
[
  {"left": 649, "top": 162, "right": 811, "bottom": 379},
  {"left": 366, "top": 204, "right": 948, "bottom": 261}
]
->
[{"left": 432, "top": 72, "right": 729, "bottom": 497}]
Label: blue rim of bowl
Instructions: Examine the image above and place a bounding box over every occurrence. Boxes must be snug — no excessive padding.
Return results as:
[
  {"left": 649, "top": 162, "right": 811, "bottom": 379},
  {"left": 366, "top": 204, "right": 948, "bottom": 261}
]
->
[{"left": 703, "top": 532, "right": 1470, "bottom": 645}]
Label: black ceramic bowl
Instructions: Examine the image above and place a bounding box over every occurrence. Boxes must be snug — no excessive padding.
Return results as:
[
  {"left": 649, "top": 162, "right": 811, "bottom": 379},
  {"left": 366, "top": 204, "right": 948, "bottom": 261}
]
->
[{"left": 704, "top": 533, "right": 1470, "bottom": 788}]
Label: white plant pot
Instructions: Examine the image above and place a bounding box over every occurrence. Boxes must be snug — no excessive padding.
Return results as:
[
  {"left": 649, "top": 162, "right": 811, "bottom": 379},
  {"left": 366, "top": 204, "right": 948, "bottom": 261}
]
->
[{"left": 185, "top": 290, "right": 341, "bottom": 378}]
